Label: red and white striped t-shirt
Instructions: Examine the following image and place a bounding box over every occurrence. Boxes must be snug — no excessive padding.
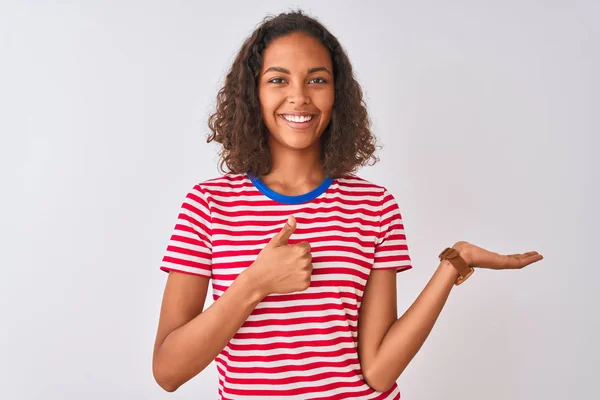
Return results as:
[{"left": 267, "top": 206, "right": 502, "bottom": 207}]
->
[{"left": 160, "top": 172, "right": 413, "bottom": 399}]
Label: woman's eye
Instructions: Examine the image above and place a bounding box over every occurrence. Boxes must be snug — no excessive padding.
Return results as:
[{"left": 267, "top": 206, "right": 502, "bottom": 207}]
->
[{"left": 268, "top": 77, "right": 328, "bottom": 84}]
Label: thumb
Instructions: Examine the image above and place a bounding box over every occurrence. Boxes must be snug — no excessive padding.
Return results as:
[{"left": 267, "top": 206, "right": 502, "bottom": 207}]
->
[{"left": 268, "top": 216, "right": 296, "bottom": 247}]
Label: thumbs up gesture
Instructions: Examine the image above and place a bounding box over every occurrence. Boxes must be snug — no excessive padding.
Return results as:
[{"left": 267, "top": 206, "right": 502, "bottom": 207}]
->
[{"left": 246, "top": 216, "right": 313, "bottom": 297}]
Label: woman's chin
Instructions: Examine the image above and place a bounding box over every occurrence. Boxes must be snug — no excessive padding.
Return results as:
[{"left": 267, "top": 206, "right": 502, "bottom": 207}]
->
[
  {"left": 270, "top": 133, "right": 319, "bottom": 151},
  {"left": 284, "top": 138, "right": 319, "bottom": 151}
]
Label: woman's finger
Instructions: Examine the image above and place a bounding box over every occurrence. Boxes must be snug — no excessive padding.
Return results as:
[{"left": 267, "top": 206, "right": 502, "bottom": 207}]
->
[
  {"left": 506, "top": 251, "right": 539, "bottom": 258},
  {"left": 472, "top": 249, "right": 543, "bottom": 270},
  {"left": 506, "top": 253, "right": 543, "bottom": 269},
  {"left": 520, "top": 253, "right": 544, "bottom": 267}
]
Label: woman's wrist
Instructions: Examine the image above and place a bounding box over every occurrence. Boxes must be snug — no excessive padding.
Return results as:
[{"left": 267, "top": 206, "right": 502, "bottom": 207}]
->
[
  {"left": 437, "top": 241, "right": 474, "bottom": 286},
  {"left": 439, "top": 258, "right": 461, "bottom": 282},
  {"left": 238, "top": 267, "right": 268, "bottom": 304},
  {"left": 452, "top": 241, "right": 473, "bottom": 266}
]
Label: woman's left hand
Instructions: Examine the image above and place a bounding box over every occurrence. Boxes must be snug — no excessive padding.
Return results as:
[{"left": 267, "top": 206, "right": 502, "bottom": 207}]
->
[{"left": 453, "top": 241, "right": 544, "bottom": 270}]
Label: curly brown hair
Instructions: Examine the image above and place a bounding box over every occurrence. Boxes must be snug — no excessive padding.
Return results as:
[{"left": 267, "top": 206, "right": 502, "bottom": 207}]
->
[{"left": 207, "top": 9, "right": 381, "bottom": 179}]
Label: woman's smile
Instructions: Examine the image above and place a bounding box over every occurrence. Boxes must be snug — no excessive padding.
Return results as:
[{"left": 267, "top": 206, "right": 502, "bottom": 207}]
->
[{"left": 278, "top": 113, "right": 319, "bottom": 130}]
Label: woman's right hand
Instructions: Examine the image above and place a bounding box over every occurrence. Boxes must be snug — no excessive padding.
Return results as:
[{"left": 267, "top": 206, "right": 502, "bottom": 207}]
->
[{"left": 245, "top": 215, "right": 313, "bottom": 297}]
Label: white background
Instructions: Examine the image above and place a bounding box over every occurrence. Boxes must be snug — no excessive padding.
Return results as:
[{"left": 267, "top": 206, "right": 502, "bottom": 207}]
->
[{"left": 1, "top": 1, "right": 598, "bottom": 399}]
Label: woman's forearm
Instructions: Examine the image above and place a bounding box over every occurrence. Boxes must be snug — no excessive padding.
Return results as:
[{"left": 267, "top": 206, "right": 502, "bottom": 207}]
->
[{"left": 364, "top": 259, "right": 460, "bottom": 392}]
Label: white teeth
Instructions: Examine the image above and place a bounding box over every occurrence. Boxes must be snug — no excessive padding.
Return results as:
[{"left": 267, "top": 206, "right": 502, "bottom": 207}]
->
[{"left": 282, "top": 114, "right": 314, "bottom": 123}]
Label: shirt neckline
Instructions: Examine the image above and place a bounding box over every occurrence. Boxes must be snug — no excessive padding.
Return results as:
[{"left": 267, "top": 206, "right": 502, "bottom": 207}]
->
[{"left": 247, "top": 172, "right": 334, "bottom": 205}]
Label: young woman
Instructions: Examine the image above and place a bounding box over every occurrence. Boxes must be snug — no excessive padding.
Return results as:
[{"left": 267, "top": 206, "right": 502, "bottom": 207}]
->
[{"left": 152, "top": 10, "right": 543, "bottom": 399}]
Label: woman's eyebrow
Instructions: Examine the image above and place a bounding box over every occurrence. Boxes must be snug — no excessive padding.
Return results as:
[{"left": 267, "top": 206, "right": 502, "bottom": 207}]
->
[{"left": 263, "top": 66, "right": 332, "bottom": 76}]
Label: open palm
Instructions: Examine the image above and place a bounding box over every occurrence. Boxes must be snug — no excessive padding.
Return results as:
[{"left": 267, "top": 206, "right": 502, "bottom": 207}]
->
[{"left": 454, "top": 241, "right": 544, "bottom": 270}]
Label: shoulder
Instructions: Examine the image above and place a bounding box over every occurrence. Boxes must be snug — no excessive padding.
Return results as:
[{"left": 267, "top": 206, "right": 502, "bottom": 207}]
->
[
  {"left": 336, "top": 173, "right": 388, "bottom": 198},
  {"left": 191, "top": 172, "right": 249, "bottom": 196},
  {"left": 176, "top": 173, "right": 249, "bottom": 210},
  {"left": 337, "top": 174, "right": 404, "bottom": 217}
]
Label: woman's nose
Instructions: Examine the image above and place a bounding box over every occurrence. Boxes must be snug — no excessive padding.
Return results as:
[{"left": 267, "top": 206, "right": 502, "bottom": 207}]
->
[{"left": 287, "top": 82, "right": 310, "bottom": 105}]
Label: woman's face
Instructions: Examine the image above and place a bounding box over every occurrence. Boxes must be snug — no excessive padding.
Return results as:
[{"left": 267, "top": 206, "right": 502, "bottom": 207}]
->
[{"left": 258, "top": 31, "right": 335, "bottom": 152}]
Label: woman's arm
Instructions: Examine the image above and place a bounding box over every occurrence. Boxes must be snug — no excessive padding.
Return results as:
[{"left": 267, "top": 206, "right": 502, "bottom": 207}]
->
[
  {"left": 153, "top": 215, "right": 314, "bottom": 392},
  {"left": 359, "top": 258, "right": 459, "bottom": 392},
  {"left": 359, "top": 241, "right": 543, "bottom": 392},
  {"left": 152, "top": 269, "right": 264, "bottom": 392}
]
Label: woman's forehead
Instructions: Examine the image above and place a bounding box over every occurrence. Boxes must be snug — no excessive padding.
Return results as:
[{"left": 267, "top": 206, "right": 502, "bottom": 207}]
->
[{"left": 262, "top": 32, "right": 332, "bottom": 71}]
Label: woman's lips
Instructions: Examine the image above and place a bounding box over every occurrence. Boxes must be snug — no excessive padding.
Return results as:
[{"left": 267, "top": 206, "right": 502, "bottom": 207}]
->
[{"left": 278, "top": 114, "right": 317, "bottom": 130}]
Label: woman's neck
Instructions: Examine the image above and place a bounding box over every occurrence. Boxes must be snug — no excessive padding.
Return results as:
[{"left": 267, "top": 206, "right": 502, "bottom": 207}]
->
[{"left": 259, "top": 158, "right": 326, "bottom": 197}]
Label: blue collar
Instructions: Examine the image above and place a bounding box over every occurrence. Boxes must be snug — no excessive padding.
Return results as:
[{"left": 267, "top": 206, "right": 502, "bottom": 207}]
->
[{"left": 247, "top": 172, "right": 334, "bottom": 204}]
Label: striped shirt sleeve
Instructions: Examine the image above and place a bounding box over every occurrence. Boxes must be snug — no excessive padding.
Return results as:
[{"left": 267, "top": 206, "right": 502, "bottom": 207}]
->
[
  {"left": 159, "top": 184, "right": 212, "bottom": 278},
  {"left": 373, "top": 188, "right": 413, "bottom": 273}
]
